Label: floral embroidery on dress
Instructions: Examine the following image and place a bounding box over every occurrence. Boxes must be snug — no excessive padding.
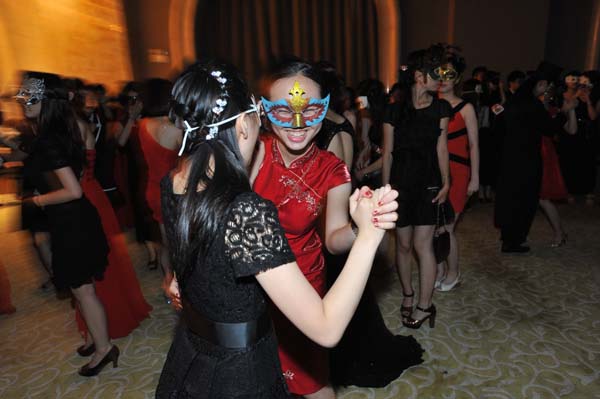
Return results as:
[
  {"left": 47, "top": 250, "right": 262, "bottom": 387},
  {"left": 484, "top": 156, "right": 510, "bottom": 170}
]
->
[
  {"left": 278, "top": 174, "right": 321, "bottom": 215},
  {"left": 283, "top": 370, "right": 295, "bottom": 380}
]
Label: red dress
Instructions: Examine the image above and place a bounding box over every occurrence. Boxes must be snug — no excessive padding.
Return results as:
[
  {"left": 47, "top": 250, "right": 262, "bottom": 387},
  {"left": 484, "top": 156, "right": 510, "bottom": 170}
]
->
[
  {"left": 447, "top": 101, "right": 471, "bottom": 214},
  {"left": 137, "top": 118, "right": 178, "bottom": 224},
  {"left": 253, "top": 135, "right": 351, "bottom": 395},
  {"left": 76, "top": 149, "right": 152, "bottom": 338},
  {"left": 540, "top": 135, "right": 568, "bottom": 200}
]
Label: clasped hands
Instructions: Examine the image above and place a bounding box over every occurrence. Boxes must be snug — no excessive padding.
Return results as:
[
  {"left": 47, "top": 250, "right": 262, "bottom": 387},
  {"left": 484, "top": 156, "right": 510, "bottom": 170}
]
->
[{"left": 349, "top": 184, "right": 398, "bottom": 236}]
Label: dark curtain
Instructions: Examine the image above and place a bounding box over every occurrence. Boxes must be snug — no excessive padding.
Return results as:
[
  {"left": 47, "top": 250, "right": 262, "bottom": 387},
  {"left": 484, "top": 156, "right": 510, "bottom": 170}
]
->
[{"left": 195, "top": 0, "right": 379, "bottom": 90}]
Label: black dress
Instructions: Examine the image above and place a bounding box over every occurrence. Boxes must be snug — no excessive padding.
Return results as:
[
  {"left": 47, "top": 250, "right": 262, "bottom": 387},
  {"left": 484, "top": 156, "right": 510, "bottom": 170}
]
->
[
  {"left": 22, "top": 135, "right": 108, "bottom": 290},
  {"left": 558, "top": 101, "right": 598, "bottom": 195},
  {"left": 389, "top": 98, "right": 454, "bottom": 227},
  {"left": 315, "top": 117, "right": 354, "bottom": 150},
  {"left": 156, "top": 181, "right": 296, "bottom": 399},
  {"left": 494, "top": 94, "right": 555, "bottom": 246}
]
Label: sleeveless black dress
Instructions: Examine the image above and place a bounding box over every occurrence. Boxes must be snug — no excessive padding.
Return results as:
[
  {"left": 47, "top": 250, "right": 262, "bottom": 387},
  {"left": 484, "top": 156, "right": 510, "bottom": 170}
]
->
[
  {"left": 22, "top": 135, "right": 108, "bottom": 289},
  {"left": 156, "top": 181, "right": 296, "bottom": 399}
]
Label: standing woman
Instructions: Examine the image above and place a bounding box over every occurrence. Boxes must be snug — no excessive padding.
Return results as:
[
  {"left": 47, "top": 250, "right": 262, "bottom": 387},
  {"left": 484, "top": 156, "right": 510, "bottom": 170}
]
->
[
  {"left": 559, "top": 71, "right": 598, "bottom": 205},
  {"left": 253, "top": 60, "right": 397, "bottom": 398},
  {"left": 381, "top": 49, "right": 453, "bottom": 328},
  {"left": 157, "top": 61, "right": 397, "bottom": 398},
  {"left": 119, "top": 79, "right": 181, "bottom": 289},
  {"left": 434, "top": 44, "right": 480, "bottom": 291},
  {"left": 16, "top": 72, "right": 116, "bottom": 376}
]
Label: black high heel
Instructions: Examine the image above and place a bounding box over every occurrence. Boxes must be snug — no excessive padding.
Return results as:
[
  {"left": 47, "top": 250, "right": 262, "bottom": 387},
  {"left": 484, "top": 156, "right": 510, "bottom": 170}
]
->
[
  {"left": 402, "top": 304, "right": 436, "bottom": 329},
  {"left": 76, "top": 343, "right": 95, "bottom": 357},
  {"left": 78, "top": 345, "right": 119, "bottom": 377},
  {"left": 401, "top": 291, "right": 414, "bottom": 318}
]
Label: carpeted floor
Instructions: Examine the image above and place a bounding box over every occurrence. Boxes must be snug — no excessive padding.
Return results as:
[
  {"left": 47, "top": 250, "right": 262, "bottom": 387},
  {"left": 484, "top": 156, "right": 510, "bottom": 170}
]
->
[{"left": 1, "top": 201, "right": 599, "bottom": 399}]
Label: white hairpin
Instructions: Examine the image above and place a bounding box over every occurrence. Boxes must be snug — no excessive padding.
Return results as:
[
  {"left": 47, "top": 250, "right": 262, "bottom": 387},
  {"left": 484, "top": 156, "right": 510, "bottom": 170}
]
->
[{"left": 178, "top": 120, "right": 201, "bottom": 156}]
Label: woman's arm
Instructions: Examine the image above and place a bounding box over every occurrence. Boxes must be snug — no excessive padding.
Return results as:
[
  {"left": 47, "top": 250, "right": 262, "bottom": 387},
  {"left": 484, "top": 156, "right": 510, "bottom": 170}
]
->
[
  {"left": 462, "top": 104, "right": 480, "bottom": 195},
  {"left": 33, "top": 166, "right": 83, "bottom": 207},
  {"left": 563, "top": 108, "right": 578, "bottom": 135},
  {"left": 433, "top": 117, "right": 450, "bottom": 204},
  {"left": 355, "top": 116, "right": 372, "bottom": 170},
  {"left": 257, "top": 187, "right": 395, "bottom": 347},
  {"left": 323, "top": 182, "right": 354, "bottom": 254},
  {"left": 381, "top": 122, "right": 394, "bottom": 186}
]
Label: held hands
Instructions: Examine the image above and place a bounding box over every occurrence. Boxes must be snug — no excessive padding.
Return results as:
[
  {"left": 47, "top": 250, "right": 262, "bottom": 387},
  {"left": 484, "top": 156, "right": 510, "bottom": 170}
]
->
[{"left": 350, "top": 185, "right": 398, "bottom": 239}]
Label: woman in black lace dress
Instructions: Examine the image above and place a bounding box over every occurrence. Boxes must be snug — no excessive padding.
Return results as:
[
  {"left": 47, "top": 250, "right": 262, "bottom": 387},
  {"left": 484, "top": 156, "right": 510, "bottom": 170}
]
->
[{"left": 156, "top": 61, "right": 399, "bottom": 398}]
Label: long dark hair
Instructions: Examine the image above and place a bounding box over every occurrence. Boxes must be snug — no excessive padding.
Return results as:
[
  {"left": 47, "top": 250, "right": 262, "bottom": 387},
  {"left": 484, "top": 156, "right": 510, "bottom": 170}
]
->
[
  {"left": 141, "top": 78, "right": 173, "bottom": 117},
  {"left": 26, "top": 71, "right": 85, "bottom": 175},
  {"left": 169, "top": 61, "right": 254, "bottom": 286}
]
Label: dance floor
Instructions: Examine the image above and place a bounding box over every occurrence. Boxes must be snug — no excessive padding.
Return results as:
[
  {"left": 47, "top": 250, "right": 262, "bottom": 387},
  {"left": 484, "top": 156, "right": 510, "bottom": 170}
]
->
[{"left": 1, "top": 201, "right": 599, "bottom": 398}]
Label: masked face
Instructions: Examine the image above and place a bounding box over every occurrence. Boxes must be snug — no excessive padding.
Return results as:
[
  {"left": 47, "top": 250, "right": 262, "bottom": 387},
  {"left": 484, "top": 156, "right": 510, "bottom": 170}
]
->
[
  {"left": 263, "top": 75, "right": 327, "bottom": 156},
  {"left": 15, "top": 77, "right": 45, "bottom": 106},
  {"left": 578, "top": 76, "right": 593, "bottom": 90},
  {"left": 433, "top": 64, "right": 460, "bottom": 93},
  {"left": 565, "top": 75, "right": 579, "bottom": 89},
  {"left": 262, "top": 80, "right": 329, "bottom": 129}
]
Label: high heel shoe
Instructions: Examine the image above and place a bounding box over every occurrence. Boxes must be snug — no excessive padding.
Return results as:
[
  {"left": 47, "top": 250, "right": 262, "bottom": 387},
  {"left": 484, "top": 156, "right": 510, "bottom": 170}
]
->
[
  {"left": 76, "top": 343, "right": 95, "bottom": 357},
  {"left": 400, "top": 291, "right": 414, "bottom": 318},
  {"left": 551, "top": 234, "right": 567, "bottom": 248},
  {"left": 78, "top": 345, "right": 119, "bottom": 377},
  {"left": 437, "top": 272, "right": 461, "bottom": 292},
  {"left": 402, "top": 304, "right": 436, "bottom": 329}
]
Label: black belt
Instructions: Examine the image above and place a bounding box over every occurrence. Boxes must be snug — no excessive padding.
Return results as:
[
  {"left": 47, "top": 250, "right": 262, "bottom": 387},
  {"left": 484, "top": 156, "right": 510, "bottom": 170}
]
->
[
  {"left": 182, "top": 299, "right": 271, "bottom": 349},
  {"left": 449, "top": 153, "right": 470, "bottom": 166}
]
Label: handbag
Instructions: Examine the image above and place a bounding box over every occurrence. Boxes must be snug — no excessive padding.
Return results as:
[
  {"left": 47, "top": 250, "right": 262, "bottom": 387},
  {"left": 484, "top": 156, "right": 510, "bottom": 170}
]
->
[{"left": 433, "top": 204, "right": 450, "bottom": 264}]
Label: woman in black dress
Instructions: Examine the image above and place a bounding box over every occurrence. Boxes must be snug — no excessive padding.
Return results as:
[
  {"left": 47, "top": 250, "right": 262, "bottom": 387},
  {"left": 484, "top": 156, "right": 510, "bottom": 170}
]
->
[
  {"left": 156, "top": 61, "right": 398, "bottom": 398},
  {"left": 16, "top": 72, "right": 116, "bottom": 376},
  {"left": 382, "top": 48, "right": 453, "bottom": 329}
]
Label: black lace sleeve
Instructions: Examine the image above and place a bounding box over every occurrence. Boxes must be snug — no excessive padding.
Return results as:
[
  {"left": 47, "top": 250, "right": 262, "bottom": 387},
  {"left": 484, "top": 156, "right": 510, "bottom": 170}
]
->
[{"left": 224, "top": 192, "right": 295, "bottom": 278}]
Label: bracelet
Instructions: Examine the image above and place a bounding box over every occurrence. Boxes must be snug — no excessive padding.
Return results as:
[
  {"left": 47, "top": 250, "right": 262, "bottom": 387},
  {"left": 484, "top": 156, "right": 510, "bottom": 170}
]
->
[{"left": 350, "top": 220, "right": 359, "bottom": 236}]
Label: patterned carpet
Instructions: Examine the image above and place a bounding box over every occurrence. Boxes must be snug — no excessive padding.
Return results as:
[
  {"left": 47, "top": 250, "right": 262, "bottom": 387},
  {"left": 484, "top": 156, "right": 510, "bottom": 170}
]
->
[{"left": 0, "top": 201, "right": 599, "bottom": 399}]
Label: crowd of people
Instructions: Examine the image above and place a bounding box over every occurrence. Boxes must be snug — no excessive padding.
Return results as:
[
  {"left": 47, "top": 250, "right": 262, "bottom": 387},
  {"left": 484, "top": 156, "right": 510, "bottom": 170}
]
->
[{"left": 0, "top": 41, "right": 598, "bottom": 397}]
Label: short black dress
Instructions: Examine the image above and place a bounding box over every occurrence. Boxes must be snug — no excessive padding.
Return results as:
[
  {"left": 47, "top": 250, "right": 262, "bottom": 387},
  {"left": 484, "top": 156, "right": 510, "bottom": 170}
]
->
[
  {"left": 156, "top": 181, "right": 296, "bottom": 399},
  {"left": 389, "top": 98, "right": 455, "bottom": 227},
  {"left": 23, "top": 135, "right": 108, "bottom": 289}
]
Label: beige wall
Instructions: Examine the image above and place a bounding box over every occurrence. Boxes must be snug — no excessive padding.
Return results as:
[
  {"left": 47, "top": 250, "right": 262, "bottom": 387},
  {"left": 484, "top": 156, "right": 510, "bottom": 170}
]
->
[
  {"left": 399, "top": 0, "right": 550, "bottom": 79},
  {"left": 0, "top": 0, "right": 132, "bottom": 98}
]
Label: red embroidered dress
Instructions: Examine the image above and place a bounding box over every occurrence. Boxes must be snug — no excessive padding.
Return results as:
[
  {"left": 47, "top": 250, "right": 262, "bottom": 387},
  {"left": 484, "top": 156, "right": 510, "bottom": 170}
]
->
[{"left": 253, "top": 135, "right": 351, "bottom": 395}]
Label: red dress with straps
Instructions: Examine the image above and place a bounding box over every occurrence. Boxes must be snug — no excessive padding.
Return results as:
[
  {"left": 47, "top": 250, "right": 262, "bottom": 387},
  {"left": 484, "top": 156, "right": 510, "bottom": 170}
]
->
[
  {"left": 253, "top": 135, "right": 351, "bottom": 395},
  {"left": 76, "top": 149, "right": 152, "bottom": 338},
  {"left": 447, "top": 101, "right": 471, "bottom": 214},
  {"left": 137, "top": 118, "right": 178, "bottom": 224}
]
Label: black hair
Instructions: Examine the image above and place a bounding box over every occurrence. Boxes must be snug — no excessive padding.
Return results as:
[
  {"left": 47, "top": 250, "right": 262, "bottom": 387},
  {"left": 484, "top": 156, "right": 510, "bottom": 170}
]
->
[
  {"left": 169, "top": 61, "right": 254, "bottom": 287},
  {"left": 315, "top": 61, "right": 347, "bottom": 114},
  {"left": 25, "top": 71, "right": 85, "bottom": 175},
  {"left": 507, "top": 70, "right": 526, "bottom": 84},
  {"left": 266, "top": 57, "right": 326, "bottom": 98},
  {"left": 472, "top": 66, "right": 487, "bottom": 78},
  {"left": 141, "top": 78, "right": 173, "bottom": 117},
  {"left": 423, "top": 43, "right": 467, "bottom": 76}
]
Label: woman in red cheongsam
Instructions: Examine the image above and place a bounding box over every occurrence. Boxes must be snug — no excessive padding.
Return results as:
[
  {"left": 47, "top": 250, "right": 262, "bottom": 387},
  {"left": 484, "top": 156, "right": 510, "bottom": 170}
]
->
[{"left": 252, "top": 61, "right": 394, "bottom": 399}]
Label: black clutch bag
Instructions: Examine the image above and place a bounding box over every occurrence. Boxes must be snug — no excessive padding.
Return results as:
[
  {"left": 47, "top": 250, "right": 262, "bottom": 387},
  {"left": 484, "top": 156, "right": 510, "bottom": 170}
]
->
[{"left": 433, "top": 204, "right": 450, "bottom": 264}]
